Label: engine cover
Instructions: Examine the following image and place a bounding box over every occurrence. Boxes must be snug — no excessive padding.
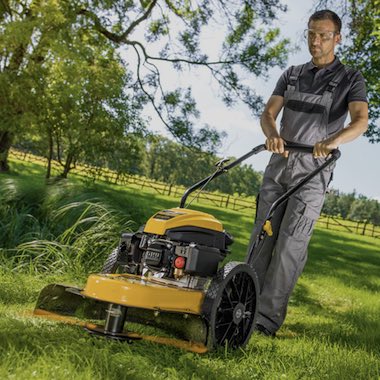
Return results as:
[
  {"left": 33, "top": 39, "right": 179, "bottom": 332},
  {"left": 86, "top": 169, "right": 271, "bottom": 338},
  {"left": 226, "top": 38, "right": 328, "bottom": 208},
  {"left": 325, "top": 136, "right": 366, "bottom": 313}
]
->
[{"left": 143, "top": 208, "right": 224, "bottom": 235}]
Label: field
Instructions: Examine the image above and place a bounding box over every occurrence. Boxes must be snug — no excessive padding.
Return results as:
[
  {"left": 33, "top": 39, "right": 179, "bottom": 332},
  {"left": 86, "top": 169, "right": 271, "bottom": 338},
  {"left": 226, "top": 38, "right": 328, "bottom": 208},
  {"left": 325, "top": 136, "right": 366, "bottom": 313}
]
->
[{"left": 0, "top": 159, "right": 379, "bottom": 379}]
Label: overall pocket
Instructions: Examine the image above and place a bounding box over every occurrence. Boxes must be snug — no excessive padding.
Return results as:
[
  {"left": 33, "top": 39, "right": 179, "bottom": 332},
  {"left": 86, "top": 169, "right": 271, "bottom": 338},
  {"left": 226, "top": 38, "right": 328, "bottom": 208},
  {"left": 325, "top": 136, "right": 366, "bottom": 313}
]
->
[{"left": 290, "top": 202, "right": 321, "bottom": 238}]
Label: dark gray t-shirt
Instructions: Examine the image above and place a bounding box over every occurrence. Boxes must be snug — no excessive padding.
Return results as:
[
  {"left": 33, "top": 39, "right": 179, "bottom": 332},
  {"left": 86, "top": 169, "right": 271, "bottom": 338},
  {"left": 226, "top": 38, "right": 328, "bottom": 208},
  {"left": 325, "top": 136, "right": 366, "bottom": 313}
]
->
[{"left": 272, "top": 57, "right": 367, "bottom": 126}]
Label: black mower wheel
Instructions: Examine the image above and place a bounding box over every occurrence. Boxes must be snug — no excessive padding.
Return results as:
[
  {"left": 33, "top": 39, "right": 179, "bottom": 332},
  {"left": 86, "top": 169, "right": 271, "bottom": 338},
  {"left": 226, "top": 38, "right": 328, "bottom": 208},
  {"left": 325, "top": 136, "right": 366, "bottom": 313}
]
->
[
  {"left": 101, "top": 247, "right": 120, "bottom": 274},
  {"left": 202, "top": 261, "right": 259, "bottom": 349}
]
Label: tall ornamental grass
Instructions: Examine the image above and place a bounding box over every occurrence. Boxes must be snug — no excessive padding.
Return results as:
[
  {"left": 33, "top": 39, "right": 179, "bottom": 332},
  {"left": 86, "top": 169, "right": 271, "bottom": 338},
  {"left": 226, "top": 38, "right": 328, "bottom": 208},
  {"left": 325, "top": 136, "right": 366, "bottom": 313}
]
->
[{"left": 0, "top": 178, "right": 132, "bottom": 276}]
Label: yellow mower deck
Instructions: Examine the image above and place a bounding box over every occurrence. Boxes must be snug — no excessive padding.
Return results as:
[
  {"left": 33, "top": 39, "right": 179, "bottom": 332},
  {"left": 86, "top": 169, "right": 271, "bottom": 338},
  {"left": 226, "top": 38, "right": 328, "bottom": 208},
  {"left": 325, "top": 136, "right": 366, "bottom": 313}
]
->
[
  {"left": 32, "top": 274, "right": 210, "bottom": 353},
  {"left": 82, "top": 273, "right": 204, "bottom": 314}
]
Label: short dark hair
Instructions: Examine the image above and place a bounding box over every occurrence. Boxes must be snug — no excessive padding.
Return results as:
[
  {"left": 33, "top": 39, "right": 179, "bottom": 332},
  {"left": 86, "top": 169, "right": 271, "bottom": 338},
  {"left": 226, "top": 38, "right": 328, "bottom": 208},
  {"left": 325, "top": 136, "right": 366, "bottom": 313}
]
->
[{"left": 308, "top": 9, "right": 342, "bottom": 32}]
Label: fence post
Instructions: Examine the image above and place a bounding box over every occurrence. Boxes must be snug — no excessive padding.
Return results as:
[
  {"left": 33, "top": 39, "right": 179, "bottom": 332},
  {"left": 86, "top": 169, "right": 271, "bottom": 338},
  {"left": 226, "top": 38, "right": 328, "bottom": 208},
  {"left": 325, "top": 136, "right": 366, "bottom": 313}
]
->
[
  {"left": 362, "top": 221, "right": 368, "bottom": 236},
  {"left": 326, "top": 216, "right": 330, "bottom": 230},
  {"left": 225, "top": 195, "right": 230, "bottom": 209},
  {"left": 168, "top": 184, "right": 173, "bottom": 196}
]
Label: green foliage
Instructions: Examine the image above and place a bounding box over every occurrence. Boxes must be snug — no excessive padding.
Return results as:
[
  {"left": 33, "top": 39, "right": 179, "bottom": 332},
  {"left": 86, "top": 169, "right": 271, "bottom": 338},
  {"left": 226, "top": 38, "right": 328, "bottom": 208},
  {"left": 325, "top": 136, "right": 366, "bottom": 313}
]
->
[
  {"left": 143, "top": 135, "right": 263, "bottom": 196},
  {"left": 341, "top": 0, "right": 380, "bottom": 142},
  {"left": 1, "top": 0, "right": 291, "bottom": 173},
  {"left": 0, "top": 0, "right": 147, "bottom": 176},
  {"left": 318, "top": 0, "right": 380, "bottom": 142},
  {"left": 322, "top": 189, "right": 380, "bottom": 225},
  {"left": 348, "top": 196, "right": 380, "bottom": 225}
]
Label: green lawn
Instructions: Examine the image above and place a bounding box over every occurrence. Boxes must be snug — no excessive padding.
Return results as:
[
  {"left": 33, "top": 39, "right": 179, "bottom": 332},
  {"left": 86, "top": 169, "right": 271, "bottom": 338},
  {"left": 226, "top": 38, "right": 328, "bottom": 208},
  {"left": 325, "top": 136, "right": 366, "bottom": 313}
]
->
[{"left": 0, "top": 160, "right": 379, "bottom": 379}]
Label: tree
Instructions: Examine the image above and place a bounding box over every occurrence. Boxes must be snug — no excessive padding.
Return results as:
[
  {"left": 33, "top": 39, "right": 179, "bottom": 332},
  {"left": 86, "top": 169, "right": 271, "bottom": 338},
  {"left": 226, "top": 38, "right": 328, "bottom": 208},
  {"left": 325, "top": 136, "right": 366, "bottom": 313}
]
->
[
  {"left": 322, "top": 189, "right": 380, "bottom": 225},
  {"left": 348, "top": 196, "right": 380, "bottom": 225},
  {"left": 322, "top": 189, "right": 340, "bottom": 216},
  {"left": 0, "top": 0, "right": 39, "bottom": 171},
  {"left": 144, "top": 135, "right": 215, "bottom": 186},
  {"left": 79, "top": 0, "right": 289, "bottom": 148},
  {"left": 0, "top": 1, "right": 290, "bottom": 171},
  {"left": 38, "top": 34, "right": 145, "bottom": 179},
  {"left": 322, "top": 189, "right": 357, "bottom": 218},
  {"left": 316, "top": 0, "right": 380, "bottom": 142},
  {"left": 1, "top": 1, "right": 146, "bottom": 177},
  {"left": 144, "top": 135, "right": 262, "bottom": 196}
]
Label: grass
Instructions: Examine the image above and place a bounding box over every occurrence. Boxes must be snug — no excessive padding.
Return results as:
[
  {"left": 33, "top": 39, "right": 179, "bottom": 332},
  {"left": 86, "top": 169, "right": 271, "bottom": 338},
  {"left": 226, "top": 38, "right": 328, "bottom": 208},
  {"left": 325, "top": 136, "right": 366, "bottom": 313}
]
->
[{"left": 0, "top": 159, "right": 379, "bottom": 379}]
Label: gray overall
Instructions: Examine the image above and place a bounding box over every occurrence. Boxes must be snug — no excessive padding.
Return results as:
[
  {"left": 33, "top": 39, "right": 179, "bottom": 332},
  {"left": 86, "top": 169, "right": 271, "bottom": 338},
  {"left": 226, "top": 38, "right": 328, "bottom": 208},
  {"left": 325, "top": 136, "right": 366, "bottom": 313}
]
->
[{"left": 250, "top": 63, "right": 347, "bottom": 333}]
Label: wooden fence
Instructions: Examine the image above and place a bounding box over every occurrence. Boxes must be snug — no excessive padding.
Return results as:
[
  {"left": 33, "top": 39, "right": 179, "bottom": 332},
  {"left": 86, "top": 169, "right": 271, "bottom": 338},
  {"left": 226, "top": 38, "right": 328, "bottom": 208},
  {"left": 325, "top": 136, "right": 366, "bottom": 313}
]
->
[
  {"left": 9, "top": 149, "right": 256, "bottom": 212},
  {"left": 9, "top": 149, "right": 380, "bottom": 239}
]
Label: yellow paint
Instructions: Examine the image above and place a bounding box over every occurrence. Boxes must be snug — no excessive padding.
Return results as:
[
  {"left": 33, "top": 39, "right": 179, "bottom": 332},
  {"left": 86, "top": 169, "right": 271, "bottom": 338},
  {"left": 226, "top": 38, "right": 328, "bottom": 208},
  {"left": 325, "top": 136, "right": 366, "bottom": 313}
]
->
[
  {"left": 138, "top": 334, "right": 208, "bottom": 354},
  {"left": 263, "top": 220, "right": 273, "bottom": 236},
  {"left": 143, "top": 207, "right": 223, "bottom": 235},
  {"left": 33, "top": 309, "right": 98, "bottom": 330},
  {"left": 81, "top": 273, "right": 204, "bottom": 315}
]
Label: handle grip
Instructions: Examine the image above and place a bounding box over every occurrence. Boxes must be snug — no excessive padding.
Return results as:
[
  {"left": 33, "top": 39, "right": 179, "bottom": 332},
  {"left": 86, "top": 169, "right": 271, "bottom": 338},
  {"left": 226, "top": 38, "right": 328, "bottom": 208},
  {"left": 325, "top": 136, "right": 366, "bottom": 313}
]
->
[{"left": 281, "top": 142, "right": 341, "bottom": 160}]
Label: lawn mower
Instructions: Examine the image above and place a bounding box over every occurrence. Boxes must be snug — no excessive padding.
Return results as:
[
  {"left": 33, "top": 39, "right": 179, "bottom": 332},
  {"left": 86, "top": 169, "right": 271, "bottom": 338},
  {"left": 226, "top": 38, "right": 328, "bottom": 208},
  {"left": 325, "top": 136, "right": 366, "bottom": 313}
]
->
[{"left": 33, "top": 143, "right": 340, "bottom": 353}]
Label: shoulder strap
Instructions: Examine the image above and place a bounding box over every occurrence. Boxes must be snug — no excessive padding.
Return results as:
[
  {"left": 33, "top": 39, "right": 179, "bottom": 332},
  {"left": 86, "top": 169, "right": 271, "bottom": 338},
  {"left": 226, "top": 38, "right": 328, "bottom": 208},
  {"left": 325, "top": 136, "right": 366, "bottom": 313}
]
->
[
  {"left": 325, "top": 64, "right": 347, "bottom": 94},
  {"left": 288, "top": 64, "right": 304, "bottom": 87}
]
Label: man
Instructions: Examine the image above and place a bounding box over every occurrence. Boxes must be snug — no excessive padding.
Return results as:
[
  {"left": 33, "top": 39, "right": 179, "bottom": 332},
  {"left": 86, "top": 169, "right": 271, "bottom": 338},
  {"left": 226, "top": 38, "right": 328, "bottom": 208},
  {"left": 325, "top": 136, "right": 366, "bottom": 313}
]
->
[{"left": 250, "top": 9, "right": 368, "bottom": 337}]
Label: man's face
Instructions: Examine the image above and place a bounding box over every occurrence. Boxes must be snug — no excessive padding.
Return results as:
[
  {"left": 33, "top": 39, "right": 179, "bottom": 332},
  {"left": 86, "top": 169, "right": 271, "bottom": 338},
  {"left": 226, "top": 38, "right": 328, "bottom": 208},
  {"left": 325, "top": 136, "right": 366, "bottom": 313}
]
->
[{"left": 306, "top": 19, "right": 341, "bottom": 61}]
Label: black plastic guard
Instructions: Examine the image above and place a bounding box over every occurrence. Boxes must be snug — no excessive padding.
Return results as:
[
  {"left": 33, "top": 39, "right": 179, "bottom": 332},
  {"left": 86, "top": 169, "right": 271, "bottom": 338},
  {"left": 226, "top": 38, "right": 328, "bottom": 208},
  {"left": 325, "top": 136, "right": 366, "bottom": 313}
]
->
[{"left": 34, "top": 284, "right": 107, "bottom": 319}]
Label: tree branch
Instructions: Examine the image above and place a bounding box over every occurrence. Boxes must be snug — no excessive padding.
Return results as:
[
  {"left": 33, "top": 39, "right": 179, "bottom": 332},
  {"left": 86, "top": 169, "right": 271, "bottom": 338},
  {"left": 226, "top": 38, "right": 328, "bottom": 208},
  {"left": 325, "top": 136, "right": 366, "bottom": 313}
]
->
[
  {"left": 78, "top": 5, "right": 239, "bottom": 68},
  {"left": 78, "top": 0, "right": 157, "bottom": 43},
  {"left": 126, "top": 39, "right": 237, "bottom": 67},
  {"left": 122, "top": 0, "right": 158, "bottom": 39},
  {"left": 132, "top": 44, "right": 176, "bottom": 137}
]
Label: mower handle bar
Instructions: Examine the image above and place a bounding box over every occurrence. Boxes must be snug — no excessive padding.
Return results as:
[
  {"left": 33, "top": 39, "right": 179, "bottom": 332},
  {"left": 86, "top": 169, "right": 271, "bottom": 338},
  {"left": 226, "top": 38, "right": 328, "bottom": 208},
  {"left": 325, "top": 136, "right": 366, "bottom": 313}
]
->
[{"left": 179, "top": 143, "right": 341, "bottom": 208}]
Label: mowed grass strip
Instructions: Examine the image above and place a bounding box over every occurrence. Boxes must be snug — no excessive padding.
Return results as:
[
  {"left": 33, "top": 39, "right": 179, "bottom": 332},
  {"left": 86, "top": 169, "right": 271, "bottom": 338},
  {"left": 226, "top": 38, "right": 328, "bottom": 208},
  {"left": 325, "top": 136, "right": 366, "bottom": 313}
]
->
[{"left": 0, "top": 159, "right": 379, "bottom": 379}]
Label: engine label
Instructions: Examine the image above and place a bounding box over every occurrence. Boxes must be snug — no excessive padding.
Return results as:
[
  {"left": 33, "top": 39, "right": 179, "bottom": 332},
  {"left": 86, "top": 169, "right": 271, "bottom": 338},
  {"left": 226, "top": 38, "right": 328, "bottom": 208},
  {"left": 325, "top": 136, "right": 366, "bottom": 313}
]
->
[
  {"left": 153, "top": 210, "right": 185, "bottom": 220},
  {"left": 145, "top": 250, "right": 162, "bottom": 262}
]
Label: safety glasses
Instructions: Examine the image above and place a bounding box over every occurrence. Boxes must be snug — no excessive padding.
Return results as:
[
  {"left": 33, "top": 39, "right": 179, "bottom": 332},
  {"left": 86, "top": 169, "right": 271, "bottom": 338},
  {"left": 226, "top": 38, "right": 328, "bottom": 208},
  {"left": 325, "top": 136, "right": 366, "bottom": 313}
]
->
[{"left": 303, "top": 29, "right": 339, "bottom": 41}]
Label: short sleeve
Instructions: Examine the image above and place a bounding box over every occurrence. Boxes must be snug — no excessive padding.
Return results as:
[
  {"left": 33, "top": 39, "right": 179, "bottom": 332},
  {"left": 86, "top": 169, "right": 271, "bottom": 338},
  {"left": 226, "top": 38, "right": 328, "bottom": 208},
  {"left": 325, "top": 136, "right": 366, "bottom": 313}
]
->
[
  {"left": 272, "top": 67, "right": 292, "bottom": 97},
  {"left": 347, "top": 70, "right": 367, "bottom": 103}
]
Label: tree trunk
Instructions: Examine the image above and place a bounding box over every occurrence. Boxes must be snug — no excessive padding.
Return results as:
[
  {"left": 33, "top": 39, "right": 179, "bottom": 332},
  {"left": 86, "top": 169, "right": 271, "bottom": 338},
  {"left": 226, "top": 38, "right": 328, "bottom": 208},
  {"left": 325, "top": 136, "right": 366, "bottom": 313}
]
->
[
  {"left": 0, "top": 131, "right": 13, "bottom": 172},
  {"left": 60, "top": 152, "right": 73, "bottom": 179},
  {"left": 46, "top": 130, "right": 53, "bottom": 179}
]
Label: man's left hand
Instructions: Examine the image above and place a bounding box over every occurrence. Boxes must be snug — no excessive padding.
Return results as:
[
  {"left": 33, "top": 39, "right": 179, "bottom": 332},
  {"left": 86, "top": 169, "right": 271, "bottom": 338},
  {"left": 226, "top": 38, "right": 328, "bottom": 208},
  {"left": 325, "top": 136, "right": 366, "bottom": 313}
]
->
[{"left": 313, "top": 139, "right": 339, "bottom": 158}]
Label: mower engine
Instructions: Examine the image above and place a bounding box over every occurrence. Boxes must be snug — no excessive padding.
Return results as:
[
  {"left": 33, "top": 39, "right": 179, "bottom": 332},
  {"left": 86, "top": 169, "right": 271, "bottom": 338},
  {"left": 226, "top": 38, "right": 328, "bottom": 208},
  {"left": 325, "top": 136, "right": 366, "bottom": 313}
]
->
[{"left": 115, "top": 208, "right": 233, "bottom": 289}]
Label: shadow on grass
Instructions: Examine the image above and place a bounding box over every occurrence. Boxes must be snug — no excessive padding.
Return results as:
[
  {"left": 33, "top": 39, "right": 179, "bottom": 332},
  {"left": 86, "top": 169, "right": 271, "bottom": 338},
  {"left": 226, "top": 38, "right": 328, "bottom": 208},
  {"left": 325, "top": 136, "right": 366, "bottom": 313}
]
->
[
  {"left": 305, "top": 229, "right": 380, "bottom": 293},
  {"left": 287, "top": 282, "right": 380, "bottom": 355}
]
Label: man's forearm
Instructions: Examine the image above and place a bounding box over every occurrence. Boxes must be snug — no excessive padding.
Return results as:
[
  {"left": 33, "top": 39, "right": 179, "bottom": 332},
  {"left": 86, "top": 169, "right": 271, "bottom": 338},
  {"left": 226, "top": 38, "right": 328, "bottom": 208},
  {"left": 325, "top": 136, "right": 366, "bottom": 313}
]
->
[
  {"left": 313, "top": 102, "right": 368, "bottom": 157},
  {"left": 259, "top": 95, "right": 286, "bottom": 153},
  {"left": 260, "top": 111, "right": 288, "bottom": 154},
  {"left": 329, "top": 118, "right": 368, "bottom": 146},
  {"left": 260, "top": 111, "right": 280, "bottom": 139}
]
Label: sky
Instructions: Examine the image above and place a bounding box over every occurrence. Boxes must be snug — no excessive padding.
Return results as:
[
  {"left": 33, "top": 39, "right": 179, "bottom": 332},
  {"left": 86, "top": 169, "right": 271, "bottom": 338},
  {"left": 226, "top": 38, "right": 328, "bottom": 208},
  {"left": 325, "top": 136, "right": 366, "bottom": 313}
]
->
[{"left": 140, "top": 1, "right": 379, "bottom": 201}]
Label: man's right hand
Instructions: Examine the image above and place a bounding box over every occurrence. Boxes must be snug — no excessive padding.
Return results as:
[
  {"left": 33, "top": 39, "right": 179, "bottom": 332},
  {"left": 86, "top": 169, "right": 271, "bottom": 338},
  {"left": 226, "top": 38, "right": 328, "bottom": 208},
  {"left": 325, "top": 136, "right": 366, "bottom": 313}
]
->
[{"left": 265, "top": 136, "right": 289, "bottom": 157}]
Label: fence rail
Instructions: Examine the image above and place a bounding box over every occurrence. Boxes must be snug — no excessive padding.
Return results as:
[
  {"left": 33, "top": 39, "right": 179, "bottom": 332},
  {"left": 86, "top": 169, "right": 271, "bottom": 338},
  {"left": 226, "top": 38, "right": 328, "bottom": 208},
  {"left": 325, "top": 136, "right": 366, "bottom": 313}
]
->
[{"left": 9, "top": 149, "right": 380, "bottom": 239}]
